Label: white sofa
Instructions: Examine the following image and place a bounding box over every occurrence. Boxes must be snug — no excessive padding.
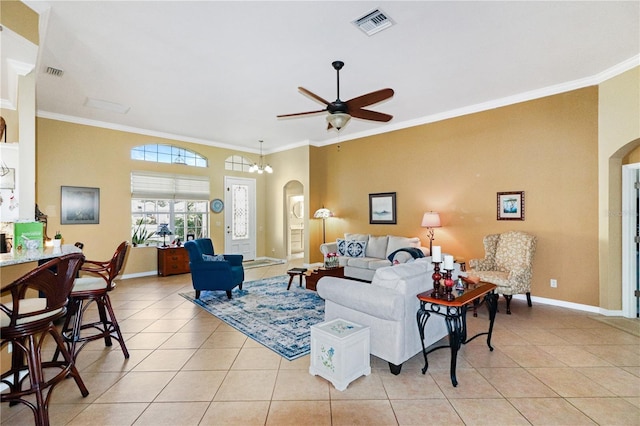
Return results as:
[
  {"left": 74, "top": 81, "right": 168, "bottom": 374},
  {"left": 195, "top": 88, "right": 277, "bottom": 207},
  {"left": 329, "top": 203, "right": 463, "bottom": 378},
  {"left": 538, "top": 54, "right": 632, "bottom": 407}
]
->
[
  {"left": 317, "top": 257, "right": 462, "bottom": 375},
  {"left": 319, "top": 233, "right": 429, "bottom": 281}
]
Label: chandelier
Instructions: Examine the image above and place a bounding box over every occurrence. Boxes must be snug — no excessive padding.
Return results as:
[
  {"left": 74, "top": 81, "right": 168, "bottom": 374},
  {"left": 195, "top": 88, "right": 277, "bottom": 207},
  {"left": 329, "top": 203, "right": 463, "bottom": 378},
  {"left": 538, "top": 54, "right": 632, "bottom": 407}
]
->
[{"left": 249, "top": 140, "right": 273, "bottom": 174}]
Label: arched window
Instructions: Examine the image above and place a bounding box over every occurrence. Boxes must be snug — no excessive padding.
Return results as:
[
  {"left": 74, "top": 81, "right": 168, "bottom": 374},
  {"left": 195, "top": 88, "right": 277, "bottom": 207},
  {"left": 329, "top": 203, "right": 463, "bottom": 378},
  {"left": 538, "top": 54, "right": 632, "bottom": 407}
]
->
[
  {"left": 131, "top": 144, "right": 207, "bottom": 167},
  {"left": 225, "top": 155, "right": 254, "bottom": 172}
]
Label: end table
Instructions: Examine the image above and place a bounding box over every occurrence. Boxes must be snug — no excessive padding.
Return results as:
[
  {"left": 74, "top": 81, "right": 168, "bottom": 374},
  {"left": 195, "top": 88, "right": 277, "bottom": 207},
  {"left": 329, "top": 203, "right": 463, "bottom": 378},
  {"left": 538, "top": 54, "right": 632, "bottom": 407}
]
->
[{"left": 416, "top": 281, "right": 498, "bottom": 387}]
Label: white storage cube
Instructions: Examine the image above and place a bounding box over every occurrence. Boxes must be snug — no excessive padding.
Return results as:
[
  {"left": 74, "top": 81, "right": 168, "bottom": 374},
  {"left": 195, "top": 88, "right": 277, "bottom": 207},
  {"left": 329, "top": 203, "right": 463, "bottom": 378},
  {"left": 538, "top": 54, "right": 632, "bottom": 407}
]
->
[{"left": 309, "top": 318, "right": 371, "bottom": 391}]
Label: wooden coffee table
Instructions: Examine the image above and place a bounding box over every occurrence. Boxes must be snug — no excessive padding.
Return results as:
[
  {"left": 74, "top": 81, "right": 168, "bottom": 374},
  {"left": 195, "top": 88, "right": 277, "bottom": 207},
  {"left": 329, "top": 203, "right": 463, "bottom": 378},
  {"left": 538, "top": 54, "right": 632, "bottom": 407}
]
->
[
  {"left": 416, "top": 281, "right": 498, "bottom": 387},
  {"left": 305, "top": 266, "right": 344, "bottom": 291}
]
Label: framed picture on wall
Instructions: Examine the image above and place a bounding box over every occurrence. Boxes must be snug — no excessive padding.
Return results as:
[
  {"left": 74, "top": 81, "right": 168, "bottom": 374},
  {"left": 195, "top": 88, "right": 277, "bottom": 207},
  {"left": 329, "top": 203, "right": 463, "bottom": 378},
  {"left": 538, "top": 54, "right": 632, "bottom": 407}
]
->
[
  {"left": 61, "top": 186, "right": 100, "bottom": 224},
  {"left": 369, "top": 192, "right": 396, "bottom": 224},
  {"left": 497, "top": 191, "right": 525, "bottom": 220}
]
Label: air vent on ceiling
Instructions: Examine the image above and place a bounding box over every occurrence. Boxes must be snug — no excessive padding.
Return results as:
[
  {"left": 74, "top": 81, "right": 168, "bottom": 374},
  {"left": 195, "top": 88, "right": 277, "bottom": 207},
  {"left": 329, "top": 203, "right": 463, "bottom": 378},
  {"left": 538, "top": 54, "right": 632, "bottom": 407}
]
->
[
  {"left": 84, "top": 98, "right": 131, "bottom": 114},
  {"left": 352, "top": 8, "right": 394, "bottom": 36},
  {"left": 45, "top": 66, "right": 64, "bottom": 77}
]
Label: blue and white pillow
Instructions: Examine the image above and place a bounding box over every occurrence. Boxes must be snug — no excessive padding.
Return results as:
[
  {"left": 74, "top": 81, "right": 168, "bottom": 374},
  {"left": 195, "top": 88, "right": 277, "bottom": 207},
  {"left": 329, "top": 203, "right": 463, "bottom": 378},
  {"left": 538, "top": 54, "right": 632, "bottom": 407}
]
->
[
  {"left": 347, "top": 240, "right": 367, "bottom": 257},
  {"left": 337, "top": 238, "right": 367, "bottom": 258},
  {"left": 202, "top": 254, "right": 225, "bottom": 262},
  {"left": 337, "top": 238, "right": 347, "bottom": 256}
]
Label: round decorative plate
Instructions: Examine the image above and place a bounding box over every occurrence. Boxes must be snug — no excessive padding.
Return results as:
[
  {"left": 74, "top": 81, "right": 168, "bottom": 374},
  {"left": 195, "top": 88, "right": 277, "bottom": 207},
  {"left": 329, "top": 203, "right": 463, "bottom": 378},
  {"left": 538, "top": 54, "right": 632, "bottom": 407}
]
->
[{"left": 210, "top": 198, "right": 224, "bottom": 213}]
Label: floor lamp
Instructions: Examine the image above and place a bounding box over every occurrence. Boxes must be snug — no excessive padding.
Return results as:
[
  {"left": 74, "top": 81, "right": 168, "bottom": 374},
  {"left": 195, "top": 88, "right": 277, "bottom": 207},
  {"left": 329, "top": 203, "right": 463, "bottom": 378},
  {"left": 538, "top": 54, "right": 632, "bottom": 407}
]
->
[
  {"left": 421, "top": 212, "right": 441, "bottom": 254},
  {"left": 314, "top": 207, "right": 334, "bottom": 244}
]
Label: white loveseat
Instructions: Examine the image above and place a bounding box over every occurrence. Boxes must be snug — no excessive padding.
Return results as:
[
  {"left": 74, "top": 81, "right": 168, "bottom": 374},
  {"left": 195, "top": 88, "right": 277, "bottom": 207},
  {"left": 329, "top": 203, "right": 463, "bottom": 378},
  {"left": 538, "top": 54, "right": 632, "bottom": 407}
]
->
[
  {"left": 319, "top": 233, "right": 429, "bottom": 281},
  {"left": 317, "top": 257, "right": 462, "bottom": 375}
]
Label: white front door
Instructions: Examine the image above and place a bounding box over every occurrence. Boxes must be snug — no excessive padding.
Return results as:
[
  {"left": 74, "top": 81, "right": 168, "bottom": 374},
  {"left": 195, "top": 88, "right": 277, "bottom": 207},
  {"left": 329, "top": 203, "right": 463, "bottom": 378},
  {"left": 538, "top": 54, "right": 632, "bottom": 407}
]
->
[{"left": 224, "top": 176, "right": 256, "bottom": 260}]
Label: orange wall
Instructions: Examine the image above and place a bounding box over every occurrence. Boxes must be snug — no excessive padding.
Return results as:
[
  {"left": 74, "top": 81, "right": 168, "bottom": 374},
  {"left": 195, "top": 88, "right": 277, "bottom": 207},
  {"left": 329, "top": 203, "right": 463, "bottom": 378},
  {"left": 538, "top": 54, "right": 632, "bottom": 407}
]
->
[{"left": 309, "top": 87, "right": 599, "bottom": 306}]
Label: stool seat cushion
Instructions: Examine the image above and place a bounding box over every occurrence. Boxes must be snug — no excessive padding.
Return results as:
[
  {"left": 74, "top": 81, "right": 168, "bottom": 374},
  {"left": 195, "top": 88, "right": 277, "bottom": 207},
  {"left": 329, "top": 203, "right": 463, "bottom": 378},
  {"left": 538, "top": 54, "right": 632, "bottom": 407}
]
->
[
  {"left": 73, "top": 277, "right": 113, "bottom": 292},
  {"left": 1, "top": 298, "right": 64, "bottom": 327}
]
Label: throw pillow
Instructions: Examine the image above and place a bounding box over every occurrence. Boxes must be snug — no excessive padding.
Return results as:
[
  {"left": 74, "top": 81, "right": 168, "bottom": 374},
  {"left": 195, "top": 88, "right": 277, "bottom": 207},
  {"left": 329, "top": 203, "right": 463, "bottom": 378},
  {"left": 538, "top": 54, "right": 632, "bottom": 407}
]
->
[
  {"left": 202, "top": 254, "right": 225, "bottom": 262},
  {"left": 391, "top": 251, "right": 413, "bottom": 264},
  {"left": 385, "top": 236, "right": 421, "bottom": 258},
  {"left": 346, "top": 240, "right": 367, "bottom": 258},
  {"left": 337, "top": 239, "right": 367, "bottom": 258},
  {"left": 366, "top": 235, "right": 388, "bottom": 258}
]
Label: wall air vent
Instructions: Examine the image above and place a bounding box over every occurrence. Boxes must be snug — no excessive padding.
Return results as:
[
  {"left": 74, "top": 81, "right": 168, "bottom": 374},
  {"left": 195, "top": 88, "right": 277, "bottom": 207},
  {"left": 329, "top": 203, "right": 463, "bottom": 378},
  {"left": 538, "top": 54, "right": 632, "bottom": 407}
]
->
[
  {"left": 352, "top": 8, "right": 395, "bottom": 36},
  {"left": 45, "top": 66, "right": 64, "bottom": 77}
]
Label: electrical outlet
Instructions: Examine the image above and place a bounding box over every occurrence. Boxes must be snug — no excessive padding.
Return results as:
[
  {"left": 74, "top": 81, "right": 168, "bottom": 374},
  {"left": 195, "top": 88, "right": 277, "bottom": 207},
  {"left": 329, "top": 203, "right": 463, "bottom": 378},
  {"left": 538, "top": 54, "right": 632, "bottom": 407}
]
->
[{"left": 550, "top": 279, "right": 557, "bottom": 288}]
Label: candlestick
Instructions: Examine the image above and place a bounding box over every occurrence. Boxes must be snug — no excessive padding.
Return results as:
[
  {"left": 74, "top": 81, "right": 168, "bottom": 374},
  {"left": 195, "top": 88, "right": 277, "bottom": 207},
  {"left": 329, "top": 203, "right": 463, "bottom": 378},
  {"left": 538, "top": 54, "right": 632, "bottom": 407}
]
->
[
  {"left": 432, "top": 246, "right": 442, "bottom": 263},
  {"left": 443, "top": 254, "right": 454, "bottom": 270},
  {"left": 444, "top": 268, "right": 454, "bottom": 301},
  {"left": 431, "top": 261, "right": 442, "bottom": 298}
]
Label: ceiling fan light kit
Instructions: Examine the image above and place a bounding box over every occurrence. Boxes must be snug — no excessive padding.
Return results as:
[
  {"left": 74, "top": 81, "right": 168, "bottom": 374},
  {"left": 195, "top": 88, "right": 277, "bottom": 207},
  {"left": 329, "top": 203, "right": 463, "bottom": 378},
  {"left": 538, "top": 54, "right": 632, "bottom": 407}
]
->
[
  {"left": 277, "top": 60, "right": 394, "bottom": 131},
  {"left": 326, "top": 113, "right": 350, "bottom": 130}
]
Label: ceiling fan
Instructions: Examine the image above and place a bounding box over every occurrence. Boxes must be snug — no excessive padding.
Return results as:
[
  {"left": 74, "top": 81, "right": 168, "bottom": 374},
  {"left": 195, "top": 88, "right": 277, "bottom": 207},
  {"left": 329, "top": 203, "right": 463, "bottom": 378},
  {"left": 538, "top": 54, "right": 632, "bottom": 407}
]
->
[{"left": 277, "top": 60, "right": 394, "bottom": 130}]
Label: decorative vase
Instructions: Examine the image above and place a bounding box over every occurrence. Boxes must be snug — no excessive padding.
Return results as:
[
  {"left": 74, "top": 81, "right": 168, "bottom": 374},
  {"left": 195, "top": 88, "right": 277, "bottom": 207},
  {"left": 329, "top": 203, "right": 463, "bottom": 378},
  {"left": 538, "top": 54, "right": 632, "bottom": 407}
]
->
[
  {"left": 52, "top": 239, "right": 62, "bottom": 248},
  {"left": 324, "top": 254, "right": 339, "bottom": 269}
]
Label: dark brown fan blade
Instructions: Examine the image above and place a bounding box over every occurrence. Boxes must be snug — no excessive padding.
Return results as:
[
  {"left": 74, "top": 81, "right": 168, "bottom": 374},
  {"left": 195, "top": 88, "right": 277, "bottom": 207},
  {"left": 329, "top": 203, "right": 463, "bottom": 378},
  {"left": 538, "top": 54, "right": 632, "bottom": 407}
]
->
[
  {"left": 298, "top": 87, "right": 331, "bottom": 106},
  {"left": 277, "top": 109, "right": 326, "bottom": 118},
  {"left": 349, "top": 108, "right": 393, "bottom": 122},
  {"left": 345, "top": 88, "right": 394, "bottom": 110}
]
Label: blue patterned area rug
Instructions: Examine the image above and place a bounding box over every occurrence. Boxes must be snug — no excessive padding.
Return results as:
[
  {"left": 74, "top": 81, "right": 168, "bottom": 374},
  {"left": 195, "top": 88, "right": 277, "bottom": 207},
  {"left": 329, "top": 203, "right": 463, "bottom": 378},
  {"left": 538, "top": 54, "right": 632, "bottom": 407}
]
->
[{"left": 180, "top": 275, "right": 324, "bottom": 361}]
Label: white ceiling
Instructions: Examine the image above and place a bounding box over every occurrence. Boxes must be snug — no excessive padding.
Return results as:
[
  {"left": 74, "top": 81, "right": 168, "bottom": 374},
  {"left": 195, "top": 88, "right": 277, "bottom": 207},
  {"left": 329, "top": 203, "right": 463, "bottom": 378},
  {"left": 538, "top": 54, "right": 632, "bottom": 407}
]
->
[{"left": 10, "top": 1, "right": 640, "bottom": 154}]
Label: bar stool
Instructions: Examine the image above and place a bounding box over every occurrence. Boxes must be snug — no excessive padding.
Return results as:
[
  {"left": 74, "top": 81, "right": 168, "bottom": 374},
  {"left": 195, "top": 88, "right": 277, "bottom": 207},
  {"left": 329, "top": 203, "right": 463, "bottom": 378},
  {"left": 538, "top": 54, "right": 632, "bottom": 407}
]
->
[
  {"left": 58, "top": 241, "right": 130, "bottom": 361},
  {"left": 1, "top": 253, "right": 89, "bottom": 426}
]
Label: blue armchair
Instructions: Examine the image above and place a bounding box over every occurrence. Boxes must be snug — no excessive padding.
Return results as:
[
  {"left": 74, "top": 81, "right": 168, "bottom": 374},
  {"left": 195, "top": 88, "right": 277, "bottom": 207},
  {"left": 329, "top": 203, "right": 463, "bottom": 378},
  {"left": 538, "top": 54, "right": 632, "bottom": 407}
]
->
[{"left": 184, "top": 238, "right": 244, "bottom": 299}]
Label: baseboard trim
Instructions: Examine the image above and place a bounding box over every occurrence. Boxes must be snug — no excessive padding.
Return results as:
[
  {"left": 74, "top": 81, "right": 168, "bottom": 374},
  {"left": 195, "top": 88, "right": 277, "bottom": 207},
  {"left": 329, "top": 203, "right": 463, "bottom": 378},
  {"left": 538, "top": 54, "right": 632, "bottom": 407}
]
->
[
  {"left": 122, "top": 271, "right": 158, "bottom": 280},
  {"left": 512, "top": 294, "right": 623, "bottom": 316}
]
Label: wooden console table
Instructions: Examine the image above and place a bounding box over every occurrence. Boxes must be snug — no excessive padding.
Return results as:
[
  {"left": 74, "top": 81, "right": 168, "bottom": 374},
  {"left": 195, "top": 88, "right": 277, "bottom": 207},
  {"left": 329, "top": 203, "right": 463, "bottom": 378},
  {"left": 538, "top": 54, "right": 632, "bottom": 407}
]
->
[
  {"left": 157, "top": 246, "right": 190, "bottom": 277},
  {"left": 305, "top": 266, "right": 344, "bottom": 291},
  {"left": 416, "top": 281, "right": 498, "bottom": 387}
]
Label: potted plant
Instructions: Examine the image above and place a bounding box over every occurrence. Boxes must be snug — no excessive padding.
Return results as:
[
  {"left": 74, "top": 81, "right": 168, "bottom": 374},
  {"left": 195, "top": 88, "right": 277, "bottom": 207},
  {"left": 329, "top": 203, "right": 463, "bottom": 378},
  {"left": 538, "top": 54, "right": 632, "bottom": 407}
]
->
[
  {"left": 53, "top": 231, "right": 62, "bottom": 248},
  {"left": 131, "top": 219, "right": 149, "bottom": 247}
]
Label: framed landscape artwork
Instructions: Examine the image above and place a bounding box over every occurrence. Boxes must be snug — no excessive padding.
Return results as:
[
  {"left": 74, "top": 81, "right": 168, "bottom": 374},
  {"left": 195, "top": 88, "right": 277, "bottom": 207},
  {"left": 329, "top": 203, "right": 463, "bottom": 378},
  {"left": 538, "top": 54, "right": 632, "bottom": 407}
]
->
[
  {"left": 369, "top": 192, "right": 396, "bottom": 224},
  {"left": 61, "top": 186, "right": 100, "bottom": 224},
  {"left": 497, "top": 191, "right": 524, "bottom": 220}
]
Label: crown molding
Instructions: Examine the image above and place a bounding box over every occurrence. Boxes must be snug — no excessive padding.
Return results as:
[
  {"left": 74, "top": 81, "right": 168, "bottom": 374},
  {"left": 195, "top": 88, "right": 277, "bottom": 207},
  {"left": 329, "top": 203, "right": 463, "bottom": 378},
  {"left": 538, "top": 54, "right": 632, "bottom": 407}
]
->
[
  {"left": 1, "top": 27, "right": 37, "bottom": 111},
  {"left": 35, "top": 110, "right": 255, "bottom": 153},
  {"left": 38, "top": 56, "right": 639, "bottom": 152}
]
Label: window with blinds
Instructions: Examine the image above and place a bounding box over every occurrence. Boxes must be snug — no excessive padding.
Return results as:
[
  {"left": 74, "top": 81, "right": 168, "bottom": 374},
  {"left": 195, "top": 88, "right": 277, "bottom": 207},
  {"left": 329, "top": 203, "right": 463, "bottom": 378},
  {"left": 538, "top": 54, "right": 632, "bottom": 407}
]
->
[
  {"left": 131, "top": 171, "right": 210, "bottom": 200},
  {"left": 131, "top": 172, "right": 210, "bottom": 244}
]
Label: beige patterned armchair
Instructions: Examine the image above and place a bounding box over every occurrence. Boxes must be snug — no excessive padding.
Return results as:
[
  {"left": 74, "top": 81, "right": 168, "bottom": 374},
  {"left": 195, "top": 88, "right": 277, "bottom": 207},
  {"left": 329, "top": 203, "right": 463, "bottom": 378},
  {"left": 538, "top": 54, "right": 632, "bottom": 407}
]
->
[{"left": 468, "top": 231, "right": 537, "bottom": 314}]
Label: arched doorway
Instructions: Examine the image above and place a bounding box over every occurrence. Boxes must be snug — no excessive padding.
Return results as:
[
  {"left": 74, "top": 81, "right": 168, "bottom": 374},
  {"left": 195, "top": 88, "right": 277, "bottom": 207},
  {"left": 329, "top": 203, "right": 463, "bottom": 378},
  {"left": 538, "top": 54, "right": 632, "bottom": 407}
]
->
[
  {"left": 621, "top": 141, "right": 640, "bottom": 317},
  {"left": 284, "top": 180, "right": 304, "bottom": 259}
]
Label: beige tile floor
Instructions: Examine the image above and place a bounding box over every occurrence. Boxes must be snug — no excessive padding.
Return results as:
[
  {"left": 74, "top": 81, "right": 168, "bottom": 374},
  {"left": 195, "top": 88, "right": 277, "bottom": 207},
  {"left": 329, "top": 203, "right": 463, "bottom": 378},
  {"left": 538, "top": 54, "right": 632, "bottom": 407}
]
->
[{"left": 2, "top": 258, "right": 640, "bottom": 425}]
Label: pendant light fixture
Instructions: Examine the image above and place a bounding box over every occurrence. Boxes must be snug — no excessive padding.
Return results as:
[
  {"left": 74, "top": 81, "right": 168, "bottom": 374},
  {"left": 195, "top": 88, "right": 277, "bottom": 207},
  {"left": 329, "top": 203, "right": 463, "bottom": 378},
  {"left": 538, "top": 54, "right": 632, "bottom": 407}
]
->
[{"left": 249, "top": 140, "right": 273, "bottom": 174}]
